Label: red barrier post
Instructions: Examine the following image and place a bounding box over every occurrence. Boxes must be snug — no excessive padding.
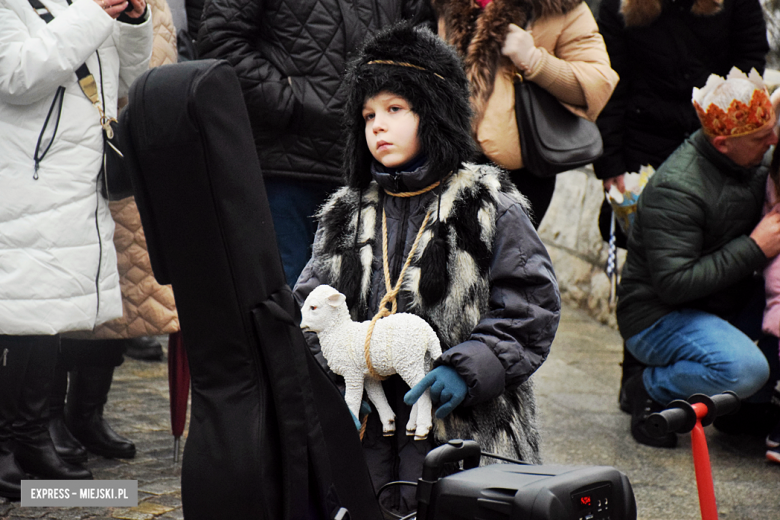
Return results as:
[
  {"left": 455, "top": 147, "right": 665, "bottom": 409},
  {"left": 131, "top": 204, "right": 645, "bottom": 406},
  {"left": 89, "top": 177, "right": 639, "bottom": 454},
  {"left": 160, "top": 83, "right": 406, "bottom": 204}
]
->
[{"left": 690, "top": 402, "right": 718, "bottom": 520}]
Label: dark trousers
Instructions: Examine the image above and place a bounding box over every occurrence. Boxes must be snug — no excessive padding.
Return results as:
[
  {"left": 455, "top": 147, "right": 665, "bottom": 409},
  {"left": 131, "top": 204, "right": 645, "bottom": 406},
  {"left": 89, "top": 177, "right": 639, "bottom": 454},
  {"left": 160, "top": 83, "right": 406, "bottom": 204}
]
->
[
  {"left": 265, "top": 178, "right": 335, "bottom": 287},
  {"left": 727, "top": 278, "right": 780, "bottom": 403},
  {"left": 58, "top": 338, "right": 126, "bottom": 369},
  {"left": 507, "top": 169, "right": 556, "bottom": 229},
  {"left": 0, "top": 335, "right": 60, "bottom": 439},
  {"left": 361, "top": 376, "right": 437, "bottom": 517}
]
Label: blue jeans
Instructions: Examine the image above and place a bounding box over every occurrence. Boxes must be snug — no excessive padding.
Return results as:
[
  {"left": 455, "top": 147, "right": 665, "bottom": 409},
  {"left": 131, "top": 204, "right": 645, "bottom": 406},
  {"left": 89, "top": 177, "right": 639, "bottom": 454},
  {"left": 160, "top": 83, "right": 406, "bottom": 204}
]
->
[
  {"left": 625, "top": 309, "right": 770, "bottom": 405},
  {"left": 264, "top": 178, "right": 334, "bottom": 288}
]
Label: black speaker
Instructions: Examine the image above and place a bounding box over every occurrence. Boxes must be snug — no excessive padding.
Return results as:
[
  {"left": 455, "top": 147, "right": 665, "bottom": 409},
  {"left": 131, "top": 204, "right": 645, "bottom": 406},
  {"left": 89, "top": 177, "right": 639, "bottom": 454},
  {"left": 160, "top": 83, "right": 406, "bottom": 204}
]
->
[{"left": 418, "top": 441, "right": 637, "bottom": 520}]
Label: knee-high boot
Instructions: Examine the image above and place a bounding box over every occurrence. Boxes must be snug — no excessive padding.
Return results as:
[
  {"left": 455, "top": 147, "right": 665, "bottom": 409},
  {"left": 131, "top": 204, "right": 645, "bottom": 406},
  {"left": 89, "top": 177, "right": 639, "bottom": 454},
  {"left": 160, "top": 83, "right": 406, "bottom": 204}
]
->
[
  {"left": 0, "top": 339, "right": 27, "bottom": 500},
  {"left": 65, "top": 366, "right": 136, "bottom": 459},
  {"left": 48, "top": 362, "right": 88, "bottom": 464},
  {"left": 12, "top": 336, "right": 92, "bottom": 480}
]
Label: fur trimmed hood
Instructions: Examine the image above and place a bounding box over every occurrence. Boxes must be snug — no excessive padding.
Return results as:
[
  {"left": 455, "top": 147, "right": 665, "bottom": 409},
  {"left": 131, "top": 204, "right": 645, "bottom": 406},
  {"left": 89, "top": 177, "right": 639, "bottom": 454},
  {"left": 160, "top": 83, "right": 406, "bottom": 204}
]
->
[
  {"left": 342, "top": 22, "right": 475, "bottom": 190},
  {"left": 620, "top": 0, "right": 724, "bottom": 27},
  {"left": 433, "top": 0, "right": 582, "bottom": 126}
]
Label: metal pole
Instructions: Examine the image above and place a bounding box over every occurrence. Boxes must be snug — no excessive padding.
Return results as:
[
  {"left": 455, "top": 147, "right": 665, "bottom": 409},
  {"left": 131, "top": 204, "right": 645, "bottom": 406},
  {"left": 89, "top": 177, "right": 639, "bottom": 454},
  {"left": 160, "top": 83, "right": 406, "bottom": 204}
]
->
[
  {"left": 690, "top": 402, "right": 718, "bottom": 520},
  {"left": 173, "top": 437, "right": 180, "bottom": 463}
]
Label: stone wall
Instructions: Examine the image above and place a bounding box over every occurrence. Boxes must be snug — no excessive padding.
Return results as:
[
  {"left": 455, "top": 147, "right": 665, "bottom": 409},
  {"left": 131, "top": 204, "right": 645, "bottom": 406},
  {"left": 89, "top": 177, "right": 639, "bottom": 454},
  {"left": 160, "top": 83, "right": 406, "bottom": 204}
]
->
[{"left": 537, "top": 166, "right": 625, "bottom": 328}]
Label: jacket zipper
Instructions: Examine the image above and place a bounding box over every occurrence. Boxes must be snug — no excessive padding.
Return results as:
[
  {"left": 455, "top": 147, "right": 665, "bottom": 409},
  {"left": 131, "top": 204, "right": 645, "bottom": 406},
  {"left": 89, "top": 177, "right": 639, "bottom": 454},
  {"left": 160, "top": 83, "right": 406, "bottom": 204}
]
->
[
  {"left": 2, "top": 348, "right": 7, "bottom": 366},
  {"left": 390, "top": 197, "right": 411, "bottom": 284},
  {"left": 93, "top": 196, "right": 103, "bottom": 325},
  {"left": 92, "top": 50, "right": 107, "bottom": 326},
  {"left": 33, "top": 86, "right": 66, "bottom": 178}
]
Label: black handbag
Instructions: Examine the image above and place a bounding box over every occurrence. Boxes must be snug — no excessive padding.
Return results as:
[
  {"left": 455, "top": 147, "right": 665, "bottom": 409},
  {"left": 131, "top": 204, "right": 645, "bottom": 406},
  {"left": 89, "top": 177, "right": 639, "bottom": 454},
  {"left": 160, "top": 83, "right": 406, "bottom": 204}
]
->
[
  {"left": 100, "top": 118, "right": 134, "bottom": 201},
  {"left": 514, "top": 74, "right": 603, "bottom": 178},
  {"left": 87, "top": 66, "right": 132, "bottom": 201}
]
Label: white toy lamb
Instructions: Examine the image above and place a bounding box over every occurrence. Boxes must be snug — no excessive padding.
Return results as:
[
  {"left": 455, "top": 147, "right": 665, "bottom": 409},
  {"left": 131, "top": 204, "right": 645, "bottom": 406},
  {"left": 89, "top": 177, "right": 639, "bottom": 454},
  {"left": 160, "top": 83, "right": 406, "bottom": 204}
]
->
[{"left": 300, "top": 284, "right": 442, "bottom": 440}]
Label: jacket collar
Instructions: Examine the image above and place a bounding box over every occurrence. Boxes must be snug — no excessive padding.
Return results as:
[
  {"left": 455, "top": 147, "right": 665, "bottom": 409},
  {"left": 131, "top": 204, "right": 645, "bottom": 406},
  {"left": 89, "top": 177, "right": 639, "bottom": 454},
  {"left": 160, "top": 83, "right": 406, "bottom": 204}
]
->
[
  {"left": 690, "top": 129, "right": 760, "bottom": 181},
  {"left": 620, "top": 0, "right": 724, "bottom": 27},
  {"left": 371, "top": 158, "right": 441, "bottom": 193}
]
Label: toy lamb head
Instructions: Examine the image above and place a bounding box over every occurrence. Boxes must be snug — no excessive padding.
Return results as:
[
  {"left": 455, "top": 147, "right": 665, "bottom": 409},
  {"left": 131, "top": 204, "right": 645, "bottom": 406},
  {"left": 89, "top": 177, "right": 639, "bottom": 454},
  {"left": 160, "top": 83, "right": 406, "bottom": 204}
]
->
[{"left": 300, "top": 284, "right": 442, "bottom": 440}]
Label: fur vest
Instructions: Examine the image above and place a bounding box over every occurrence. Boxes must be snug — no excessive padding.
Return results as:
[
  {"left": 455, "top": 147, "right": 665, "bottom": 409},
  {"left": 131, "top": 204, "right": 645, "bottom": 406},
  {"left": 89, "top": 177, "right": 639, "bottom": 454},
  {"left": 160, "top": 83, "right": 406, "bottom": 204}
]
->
[
  {"left": 620, "top": 0, "right": 724, "bottom": 27},
  {"left": 312, "top": 164, "right": 542, "bottom": 463}
]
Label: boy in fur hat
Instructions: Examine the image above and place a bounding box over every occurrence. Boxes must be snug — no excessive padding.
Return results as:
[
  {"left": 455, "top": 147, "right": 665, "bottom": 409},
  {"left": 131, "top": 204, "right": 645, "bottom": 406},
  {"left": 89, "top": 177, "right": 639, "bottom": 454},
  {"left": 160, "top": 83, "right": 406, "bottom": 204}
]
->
[{"left": 294, "top": 22, "right": 560, "bottom": 515}]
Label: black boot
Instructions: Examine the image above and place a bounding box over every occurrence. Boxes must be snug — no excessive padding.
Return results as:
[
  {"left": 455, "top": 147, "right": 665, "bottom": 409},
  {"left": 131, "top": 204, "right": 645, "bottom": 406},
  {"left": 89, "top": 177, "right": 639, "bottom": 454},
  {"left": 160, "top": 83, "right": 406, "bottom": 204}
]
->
[
  {"left": 0, "top": 338, "right": 27, "bottom": 500},
  {"left": 124, "top": 336, "right": 163, "bottom": 361},
  {"left": 48, "top": 363, "right": 88, "bottom": 464},
  {"left": 624, "top": 371, "right": 677, "bottom": 448},
  {"left": 66, "top": 366, "right": 136, "bottom": 459},
  {"left": 12, "top": 336, "right": 92, "bottom": 480},
  {"left": 0, "top": 445, "right": 24, "bottom": 500},
  {"left": 619, "top": 344, "right": 646, "bottom": 414}
]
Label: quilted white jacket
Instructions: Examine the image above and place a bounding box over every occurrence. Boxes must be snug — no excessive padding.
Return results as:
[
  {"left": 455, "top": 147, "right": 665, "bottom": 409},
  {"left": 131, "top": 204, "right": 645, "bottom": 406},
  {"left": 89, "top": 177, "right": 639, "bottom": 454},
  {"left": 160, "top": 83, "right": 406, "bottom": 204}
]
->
[{"left": 0, "top": 0, "right": 153, "bottom": 335}]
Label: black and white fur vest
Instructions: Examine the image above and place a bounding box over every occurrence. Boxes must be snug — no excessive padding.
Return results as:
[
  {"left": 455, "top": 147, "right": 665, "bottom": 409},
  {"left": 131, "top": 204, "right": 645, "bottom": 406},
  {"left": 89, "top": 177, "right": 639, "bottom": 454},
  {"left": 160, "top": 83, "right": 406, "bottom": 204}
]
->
[{"left": 312, "top": 164, "right": 542, "bottom": 464}]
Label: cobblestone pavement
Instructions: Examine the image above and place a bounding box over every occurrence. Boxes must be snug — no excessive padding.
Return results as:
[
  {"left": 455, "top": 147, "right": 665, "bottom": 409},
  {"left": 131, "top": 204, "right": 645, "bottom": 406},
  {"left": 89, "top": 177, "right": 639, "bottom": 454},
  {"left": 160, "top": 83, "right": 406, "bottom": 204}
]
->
[
  {"left": 2, "top": 303, "right": 779, "bottom": 519},
  {"left": 1, "top": 337, "right": 184, "bottom": 520},
  {"left": 535, "top": 304, "right": 780, "bottom": 520}
]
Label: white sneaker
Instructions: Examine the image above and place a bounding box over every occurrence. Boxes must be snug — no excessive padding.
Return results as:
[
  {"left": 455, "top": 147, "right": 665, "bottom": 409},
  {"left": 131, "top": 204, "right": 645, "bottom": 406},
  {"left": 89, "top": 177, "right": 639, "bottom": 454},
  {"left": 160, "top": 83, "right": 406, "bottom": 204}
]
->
[
  {"left": 766, "top": 447, "right": 780, "bottom": 464},
  {"left": 766, "top": 423, "right": 780, "bottom": 448}
]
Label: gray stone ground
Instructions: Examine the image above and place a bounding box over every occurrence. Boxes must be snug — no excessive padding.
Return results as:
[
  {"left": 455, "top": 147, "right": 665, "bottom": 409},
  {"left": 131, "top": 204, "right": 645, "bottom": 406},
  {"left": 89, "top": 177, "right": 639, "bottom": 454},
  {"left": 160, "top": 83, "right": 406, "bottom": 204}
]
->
[{"left": 2, "top": 303, "right": 779, "bottom": 519}]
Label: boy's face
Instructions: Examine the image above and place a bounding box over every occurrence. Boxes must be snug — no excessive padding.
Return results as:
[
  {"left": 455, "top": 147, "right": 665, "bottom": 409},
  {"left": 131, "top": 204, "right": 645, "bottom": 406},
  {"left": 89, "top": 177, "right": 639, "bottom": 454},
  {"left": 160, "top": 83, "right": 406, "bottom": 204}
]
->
[{"left": 362, "top": 91, "right": 421, "bottom": 169}]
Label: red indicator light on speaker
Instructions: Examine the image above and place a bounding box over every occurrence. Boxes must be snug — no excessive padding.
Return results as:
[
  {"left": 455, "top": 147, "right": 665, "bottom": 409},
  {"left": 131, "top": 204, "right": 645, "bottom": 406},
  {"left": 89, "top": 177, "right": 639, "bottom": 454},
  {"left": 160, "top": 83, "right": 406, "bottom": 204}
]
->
[{"left": 581, "top": 496, "right": 591, "bottom": 506}]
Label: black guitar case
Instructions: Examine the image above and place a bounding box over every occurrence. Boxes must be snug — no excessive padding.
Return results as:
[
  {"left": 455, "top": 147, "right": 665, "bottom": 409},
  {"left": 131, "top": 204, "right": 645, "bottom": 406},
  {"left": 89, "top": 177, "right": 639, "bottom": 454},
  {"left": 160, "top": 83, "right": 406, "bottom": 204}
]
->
[{"left": 119, "top": 59, "right": 382, "bottom": 520}]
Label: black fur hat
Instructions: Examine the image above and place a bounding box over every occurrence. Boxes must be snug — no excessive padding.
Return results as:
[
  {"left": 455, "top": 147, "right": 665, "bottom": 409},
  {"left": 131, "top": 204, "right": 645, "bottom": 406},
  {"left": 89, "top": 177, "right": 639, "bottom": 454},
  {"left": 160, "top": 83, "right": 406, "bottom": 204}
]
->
[{"left": 342, "top": 22, "right": 475, "bottom": 189}]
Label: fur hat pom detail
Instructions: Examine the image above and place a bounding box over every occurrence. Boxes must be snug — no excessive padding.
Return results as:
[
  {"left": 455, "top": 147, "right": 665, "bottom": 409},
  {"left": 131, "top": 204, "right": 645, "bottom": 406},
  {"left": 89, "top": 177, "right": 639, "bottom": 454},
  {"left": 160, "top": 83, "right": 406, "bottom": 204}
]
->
[
  {"left": 338, "top": 248, "right": 364, "bottom": 315},
  {"left": 418, "top": 226, "right": 450, "bottom": 306}
]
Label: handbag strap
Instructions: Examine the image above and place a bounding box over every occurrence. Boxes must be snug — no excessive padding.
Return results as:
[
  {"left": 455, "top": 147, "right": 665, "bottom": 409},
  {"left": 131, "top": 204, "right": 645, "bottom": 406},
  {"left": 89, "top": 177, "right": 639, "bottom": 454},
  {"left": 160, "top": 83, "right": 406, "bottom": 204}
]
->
[{"left": 28, "top": 0, "right": 54, "bottom": 21}]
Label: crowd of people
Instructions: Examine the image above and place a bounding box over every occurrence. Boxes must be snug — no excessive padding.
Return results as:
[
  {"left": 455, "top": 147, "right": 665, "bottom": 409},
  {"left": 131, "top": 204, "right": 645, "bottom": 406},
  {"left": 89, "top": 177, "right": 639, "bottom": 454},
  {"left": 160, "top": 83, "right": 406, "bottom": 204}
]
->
[
  {"left": 1, "top": 0, "right": 779, "bottom": 515},
  {"left": 592, "top": 0, "right": 780, "bottom": 462}
]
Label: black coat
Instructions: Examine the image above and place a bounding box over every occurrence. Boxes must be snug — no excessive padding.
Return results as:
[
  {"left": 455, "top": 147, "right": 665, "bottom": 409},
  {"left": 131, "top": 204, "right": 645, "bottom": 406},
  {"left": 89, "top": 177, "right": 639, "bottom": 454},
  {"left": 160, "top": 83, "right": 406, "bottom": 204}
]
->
[
  {"left": 593, "top": 0, "right": 768, "bottom": 181},
  {"left": 197, "top": 0, "right": 433, "bottom": 184},
  {"left": 185, "top": 0, "right": 204, "bottom": 38}
]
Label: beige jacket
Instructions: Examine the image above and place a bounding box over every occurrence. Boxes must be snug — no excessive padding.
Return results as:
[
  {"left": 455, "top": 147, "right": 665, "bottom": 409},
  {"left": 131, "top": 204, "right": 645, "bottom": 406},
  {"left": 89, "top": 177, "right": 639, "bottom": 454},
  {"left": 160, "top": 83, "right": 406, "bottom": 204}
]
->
[
  {"left": 86, "top": 0, "right": 179, "bottom": 339},
  {"left": 435, "top": 0, "right": 619, "bottom": 169}
]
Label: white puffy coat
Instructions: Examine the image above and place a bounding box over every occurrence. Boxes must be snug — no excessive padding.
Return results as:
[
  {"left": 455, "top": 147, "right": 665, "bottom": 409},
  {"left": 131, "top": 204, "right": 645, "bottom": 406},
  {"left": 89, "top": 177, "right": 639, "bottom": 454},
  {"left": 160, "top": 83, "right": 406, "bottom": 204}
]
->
[{"left": 0, "top": 0, "right": 153, "bottom": 335}]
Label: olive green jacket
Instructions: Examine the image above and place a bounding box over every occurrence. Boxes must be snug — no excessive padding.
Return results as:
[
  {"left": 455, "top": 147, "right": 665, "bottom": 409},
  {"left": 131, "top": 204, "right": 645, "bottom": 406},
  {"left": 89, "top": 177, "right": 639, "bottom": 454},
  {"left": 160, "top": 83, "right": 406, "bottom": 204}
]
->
[{"left": 617, "top": 130, "right": 769, "bottom": 339}]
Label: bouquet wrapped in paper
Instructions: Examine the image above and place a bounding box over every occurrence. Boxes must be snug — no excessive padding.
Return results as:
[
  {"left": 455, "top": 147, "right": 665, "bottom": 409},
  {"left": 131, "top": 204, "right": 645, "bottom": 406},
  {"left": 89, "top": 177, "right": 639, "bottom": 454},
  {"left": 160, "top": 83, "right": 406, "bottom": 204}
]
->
[{"left": 605, "top": 165, "right": 656, "bottom": 234}]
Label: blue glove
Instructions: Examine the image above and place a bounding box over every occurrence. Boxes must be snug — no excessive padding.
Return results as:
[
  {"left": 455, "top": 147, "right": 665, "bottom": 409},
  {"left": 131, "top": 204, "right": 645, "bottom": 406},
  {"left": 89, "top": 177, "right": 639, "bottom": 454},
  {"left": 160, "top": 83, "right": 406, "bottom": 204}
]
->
[
  {"left": 349, "top": 400, "right": 373, "bottom": 431},
  {"left": 404, "top": 365, "right": 467, "bottom": 419},
  {"left": 350, "top": 409, "right": 361, "bottom": 430}
]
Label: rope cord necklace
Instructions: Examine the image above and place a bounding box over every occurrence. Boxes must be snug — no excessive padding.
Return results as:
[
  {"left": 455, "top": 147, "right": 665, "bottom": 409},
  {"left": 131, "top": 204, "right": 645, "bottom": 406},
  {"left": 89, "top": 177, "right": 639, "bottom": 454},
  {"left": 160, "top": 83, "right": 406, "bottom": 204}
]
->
[{"left": 362, "top": 179, "right": 443, "bottom": 381}]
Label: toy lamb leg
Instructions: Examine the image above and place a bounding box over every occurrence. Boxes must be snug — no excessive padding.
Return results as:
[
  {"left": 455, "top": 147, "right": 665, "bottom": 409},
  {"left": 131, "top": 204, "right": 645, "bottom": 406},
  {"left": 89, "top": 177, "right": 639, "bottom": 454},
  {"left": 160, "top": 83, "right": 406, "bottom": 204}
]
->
[{"left": 300, "top": 284, "right": 442, "bottom": 440}]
